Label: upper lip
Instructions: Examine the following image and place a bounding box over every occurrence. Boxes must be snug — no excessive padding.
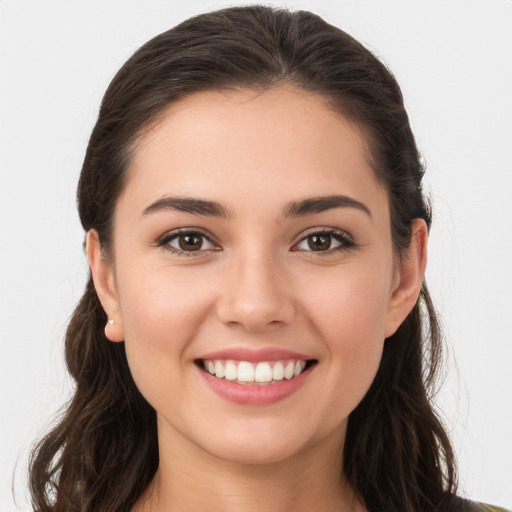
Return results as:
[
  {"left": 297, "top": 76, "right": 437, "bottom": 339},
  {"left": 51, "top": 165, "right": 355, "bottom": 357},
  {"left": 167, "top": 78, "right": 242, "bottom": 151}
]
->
[{"left": 198, "top": 347, "right": 315, "bottom": 362}]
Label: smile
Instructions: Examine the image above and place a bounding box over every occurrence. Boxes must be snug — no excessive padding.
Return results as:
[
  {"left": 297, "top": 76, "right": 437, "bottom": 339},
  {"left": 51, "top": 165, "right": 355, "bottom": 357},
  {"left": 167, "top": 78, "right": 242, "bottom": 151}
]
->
[
  {"left": 196, "top": 349, "right": 317, "bottom": 405},
  {"left": 200, "top": 359, "right": 309, "bottom": 385}
]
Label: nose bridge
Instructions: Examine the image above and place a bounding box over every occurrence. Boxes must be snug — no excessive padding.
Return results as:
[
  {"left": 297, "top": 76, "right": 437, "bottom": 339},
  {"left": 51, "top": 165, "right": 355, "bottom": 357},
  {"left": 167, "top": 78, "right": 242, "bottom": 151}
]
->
[{"left": 216, "top": 242, "right": 294, "bottom": 331}]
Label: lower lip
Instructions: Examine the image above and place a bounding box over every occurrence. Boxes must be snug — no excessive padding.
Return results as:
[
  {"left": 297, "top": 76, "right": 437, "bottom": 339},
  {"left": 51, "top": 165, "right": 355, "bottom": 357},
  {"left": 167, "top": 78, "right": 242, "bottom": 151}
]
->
[{"left": 198, "top": 365, "right": 314, "bottom": 405}]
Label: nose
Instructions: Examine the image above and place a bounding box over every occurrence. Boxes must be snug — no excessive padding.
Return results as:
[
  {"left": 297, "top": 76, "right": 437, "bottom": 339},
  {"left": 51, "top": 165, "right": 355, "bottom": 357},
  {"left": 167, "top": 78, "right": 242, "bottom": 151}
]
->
[{"left": 216, "top": 250, "right": 295, "bottom": 332}]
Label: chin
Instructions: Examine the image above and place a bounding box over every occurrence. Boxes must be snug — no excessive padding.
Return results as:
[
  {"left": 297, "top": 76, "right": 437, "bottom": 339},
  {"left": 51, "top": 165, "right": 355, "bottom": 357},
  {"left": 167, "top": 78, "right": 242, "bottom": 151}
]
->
[
  {"left": 195, "top": 419, "right": 330, "bottom": 467},
  {"left": 209, "top": 438, "right": 307, "bottom": 466}
]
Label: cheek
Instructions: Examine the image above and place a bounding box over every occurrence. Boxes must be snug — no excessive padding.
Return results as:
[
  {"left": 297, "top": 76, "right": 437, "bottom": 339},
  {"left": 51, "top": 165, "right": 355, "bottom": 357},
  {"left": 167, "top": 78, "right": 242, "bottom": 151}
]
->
[
  {"left": 302, "top": 264, "right": 392, "bottom": 402},
  {"left": 115, "top": 265, "right": 216, "bottom": 395},
  {"left": 305, "top": 262, "right": 392, "bottom": 341},
  {"left": 119, "top": 262, "right": 214, "bottom": 336}
]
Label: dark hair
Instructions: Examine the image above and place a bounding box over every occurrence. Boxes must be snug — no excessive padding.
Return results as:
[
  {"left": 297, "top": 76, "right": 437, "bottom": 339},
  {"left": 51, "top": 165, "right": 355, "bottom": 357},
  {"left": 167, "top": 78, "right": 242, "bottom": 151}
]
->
[{"left": 29, "top": 6, "right": 457, "bottom": 512}]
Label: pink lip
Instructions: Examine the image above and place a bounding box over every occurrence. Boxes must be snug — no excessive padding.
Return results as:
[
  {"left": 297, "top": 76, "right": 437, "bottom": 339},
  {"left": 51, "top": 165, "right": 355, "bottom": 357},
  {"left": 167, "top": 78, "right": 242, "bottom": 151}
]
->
[
  {"left": 197, "top": 362, "right": 315, "bottom": 406},
  {"left": 198, "top": 347, "right": 313, "bottom": 362}
]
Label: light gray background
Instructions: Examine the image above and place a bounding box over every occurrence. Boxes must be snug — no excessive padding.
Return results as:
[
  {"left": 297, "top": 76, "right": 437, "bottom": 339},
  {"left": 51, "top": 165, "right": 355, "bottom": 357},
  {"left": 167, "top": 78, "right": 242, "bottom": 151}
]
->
[{"left": 1, "top": 1, "right": 511, "bottom": 510}]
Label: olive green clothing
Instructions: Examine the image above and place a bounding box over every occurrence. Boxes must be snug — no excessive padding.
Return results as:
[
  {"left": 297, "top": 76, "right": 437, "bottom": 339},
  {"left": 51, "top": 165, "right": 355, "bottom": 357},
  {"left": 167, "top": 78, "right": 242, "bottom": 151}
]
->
[{"left": 463, "top": 500, "right": 510, "bottom": 512}]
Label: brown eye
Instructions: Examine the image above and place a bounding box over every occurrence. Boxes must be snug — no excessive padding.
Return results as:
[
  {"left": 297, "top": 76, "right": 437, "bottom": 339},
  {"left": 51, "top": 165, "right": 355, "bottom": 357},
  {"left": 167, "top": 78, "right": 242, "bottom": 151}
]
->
[
  {"left": 164, "top": 231, "right": 215, "bottom": 253},
  {"left": 178, "top": 234, "right": 204, "bottom": 251},
  {"left": 294, "top": 229, "right": 354, "bottom": 254},
  {"left": 307, "top": 234, "right": 331, "bottom": 251}
]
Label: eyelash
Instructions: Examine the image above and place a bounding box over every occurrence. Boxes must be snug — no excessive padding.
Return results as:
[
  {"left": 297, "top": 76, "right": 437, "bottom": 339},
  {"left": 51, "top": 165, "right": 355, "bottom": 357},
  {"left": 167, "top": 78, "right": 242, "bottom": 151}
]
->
[
  {"left": 155, "top": 229, "right": 218, "bottom": 256},
  {"left": 155, "top": 228, "right": 356, "bottom": 256},
  {"left": 292, "top": 228, "right": 357, "bottom": 256}
]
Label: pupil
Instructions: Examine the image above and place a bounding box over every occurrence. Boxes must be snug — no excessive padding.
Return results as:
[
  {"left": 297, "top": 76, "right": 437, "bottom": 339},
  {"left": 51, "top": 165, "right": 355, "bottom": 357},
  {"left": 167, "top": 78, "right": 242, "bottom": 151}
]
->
[
  {"left": 308, "top": 234, "right": 331, "bottom": 251},
  {"left": 179, "top": 234, "right": 202, "bottom": 251}
]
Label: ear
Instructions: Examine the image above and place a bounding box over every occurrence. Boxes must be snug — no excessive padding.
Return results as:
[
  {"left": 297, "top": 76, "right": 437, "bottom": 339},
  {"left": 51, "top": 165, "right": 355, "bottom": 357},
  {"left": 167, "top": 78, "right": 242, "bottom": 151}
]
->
[
  {"left": 86, "top": 230, "right": 125, "bottom": 342},
  {"left": 385, "top": 219, "right": 428, "bottom": 338}
]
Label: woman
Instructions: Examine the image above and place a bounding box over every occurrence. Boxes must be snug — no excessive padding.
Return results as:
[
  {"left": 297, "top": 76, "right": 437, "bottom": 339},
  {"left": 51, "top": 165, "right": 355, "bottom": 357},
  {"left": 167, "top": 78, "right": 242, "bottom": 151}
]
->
[{"left": 27, "top": 6, "right": 509, "bottom": 512}]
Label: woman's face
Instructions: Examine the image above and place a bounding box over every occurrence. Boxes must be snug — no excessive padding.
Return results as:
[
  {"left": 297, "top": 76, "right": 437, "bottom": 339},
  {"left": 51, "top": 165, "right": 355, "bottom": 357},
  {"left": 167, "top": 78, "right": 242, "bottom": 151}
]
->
[{"left": 90, "top": 87, "right": 425, "bottom": 465}]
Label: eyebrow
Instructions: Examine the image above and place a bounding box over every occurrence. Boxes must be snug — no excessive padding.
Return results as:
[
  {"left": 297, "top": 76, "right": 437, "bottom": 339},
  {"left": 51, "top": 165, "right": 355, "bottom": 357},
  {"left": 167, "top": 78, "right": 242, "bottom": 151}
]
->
[
  {"left": 142, "top": 194, "right": 371, "bottom": 219},
  {"left": 142, "top": 197, "right": 231, "bottom": 218},
  {"left": 283, "top": 195, "right": 372, "bottom": 218}
]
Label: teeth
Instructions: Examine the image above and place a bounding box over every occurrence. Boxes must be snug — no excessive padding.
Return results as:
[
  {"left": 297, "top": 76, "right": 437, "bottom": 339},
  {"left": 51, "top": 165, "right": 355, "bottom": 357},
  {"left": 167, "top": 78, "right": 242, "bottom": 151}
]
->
[
  {"left": 284, "top": 362, "right": 294, "bottom": 380},
  {"left": 254, "top": 362, "right": 272, "bottom": 383},
  {"left": 237, "top": 361, "right": 255, "bottom": 382},
  {"left": 202, "top": 359, "right": 310, "bottom": 384},
  {"left": 272, "top": 362, "right": 284, "bottom": 380},
  {"left": 214, "top": 361, "right": 225, "bottom": 378},
  {"left": 224, "top": 361, "right": 237, "bottom": 381}
]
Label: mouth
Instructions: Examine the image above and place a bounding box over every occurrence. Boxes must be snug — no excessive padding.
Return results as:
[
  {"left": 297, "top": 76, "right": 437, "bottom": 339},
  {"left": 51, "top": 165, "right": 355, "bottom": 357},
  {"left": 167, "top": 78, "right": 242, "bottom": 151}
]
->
[{"left": 196, "top": 358, "right": 317, "bottom": 386}]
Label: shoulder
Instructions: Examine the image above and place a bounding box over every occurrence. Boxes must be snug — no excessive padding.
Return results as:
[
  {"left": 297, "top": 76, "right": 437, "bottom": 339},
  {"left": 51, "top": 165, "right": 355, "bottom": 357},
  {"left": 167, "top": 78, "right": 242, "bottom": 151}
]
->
[
  {"left": 480, "top": 506, "right": 512, "bottom": 512},
  {"left": 456, "top": 498, "right": 511, "bottom": 512}
]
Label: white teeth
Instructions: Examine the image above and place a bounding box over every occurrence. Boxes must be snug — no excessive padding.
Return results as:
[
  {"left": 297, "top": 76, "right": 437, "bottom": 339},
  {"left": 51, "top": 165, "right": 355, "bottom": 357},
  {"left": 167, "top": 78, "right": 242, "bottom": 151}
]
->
[
  {"left": 202, "top": 358, "right": 310, "bottom": 384},
  {"left": 272, "top": 362, "right": 284, "bottom": 380},
  {"left": 237, "top": 361, "right": 255, "bottom": 382},
  {"left": 224, "top": 361, "right": 237, "bottom": 380},
  {"left": 214, "top": 360, "right": 225, "bottom": 378},
  {"left": 284, "top": 362, "right": 295, "bottom": 380},
  {"left": 254, "top": 362, "right": 273, "bottom": 383}
]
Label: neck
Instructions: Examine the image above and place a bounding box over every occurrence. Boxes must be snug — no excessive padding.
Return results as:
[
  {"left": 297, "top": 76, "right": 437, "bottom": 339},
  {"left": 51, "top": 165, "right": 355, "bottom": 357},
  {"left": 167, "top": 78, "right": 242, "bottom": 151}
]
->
[{"left": 133, "top": 417, "right": 364, "bottom": 512}]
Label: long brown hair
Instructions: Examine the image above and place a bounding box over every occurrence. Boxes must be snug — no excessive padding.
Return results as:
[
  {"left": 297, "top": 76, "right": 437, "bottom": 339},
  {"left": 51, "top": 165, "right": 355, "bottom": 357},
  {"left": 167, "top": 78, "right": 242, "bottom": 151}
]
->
[{"left": 29, "top": 6, "right": 457, "bottom": 511}]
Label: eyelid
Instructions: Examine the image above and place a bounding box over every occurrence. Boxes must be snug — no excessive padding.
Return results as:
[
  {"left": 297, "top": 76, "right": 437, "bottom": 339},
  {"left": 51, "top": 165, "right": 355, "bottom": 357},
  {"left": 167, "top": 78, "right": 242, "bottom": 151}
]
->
[
  {"left": 291, "top": 227, "right": 356, "bottom": 253},
  {"left": 153, "top": 226, "right": 356, "bottom": 256},
  {"left": 293, "top": 226, "right": 354, "bottom": 243},
  {"left": 155, "top": 228, "right": 221, "bottom": 254}
]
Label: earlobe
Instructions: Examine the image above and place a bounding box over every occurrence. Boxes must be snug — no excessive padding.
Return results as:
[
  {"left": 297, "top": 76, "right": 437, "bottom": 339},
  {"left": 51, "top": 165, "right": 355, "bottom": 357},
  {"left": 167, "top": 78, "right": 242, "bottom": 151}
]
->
[
  {"left": 384, "top": 219, "right": 428, "bottom": 338},
  {"left": 86, "top": 230, "right": 125, "bottom": 342}
]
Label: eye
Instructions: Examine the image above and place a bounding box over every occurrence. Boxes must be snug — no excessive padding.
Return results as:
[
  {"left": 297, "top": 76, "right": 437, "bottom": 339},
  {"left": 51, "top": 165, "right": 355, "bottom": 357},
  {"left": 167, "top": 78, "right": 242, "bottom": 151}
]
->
[
  {"left": 293, "top": 229, "right": 354, "bottom": 254},
  {"left": 158, "top": 230, "right": 217, "bottom": 254}
]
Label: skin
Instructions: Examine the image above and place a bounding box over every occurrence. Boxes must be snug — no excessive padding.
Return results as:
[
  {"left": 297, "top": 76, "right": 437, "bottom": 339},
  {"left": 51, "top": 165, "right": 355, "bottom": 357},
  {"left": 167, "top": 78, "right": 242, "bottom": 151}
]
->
[{"left": 88, "top": 87, "right": 427, "bottom": 512}]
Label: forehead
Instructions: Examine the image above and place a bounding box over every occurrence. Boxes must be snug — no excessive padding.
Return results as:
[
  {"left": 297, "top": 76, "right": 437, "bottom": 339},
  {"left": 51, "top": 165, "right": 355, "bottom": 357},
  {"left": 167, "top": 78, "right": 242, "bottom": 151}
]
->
[{"left": 121, "top": 87, "right": 386, "bottom": 219}]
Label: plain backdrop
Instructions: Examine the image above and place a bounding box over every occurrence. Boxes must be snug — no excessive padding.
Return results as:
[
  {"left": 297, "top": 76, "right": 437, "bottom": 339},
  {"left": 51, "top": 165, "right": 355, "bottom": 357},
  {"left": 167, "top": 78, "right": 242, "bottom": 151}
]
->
[{"left": 1, "top": 1, "right": 511, "bottom": 510}]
